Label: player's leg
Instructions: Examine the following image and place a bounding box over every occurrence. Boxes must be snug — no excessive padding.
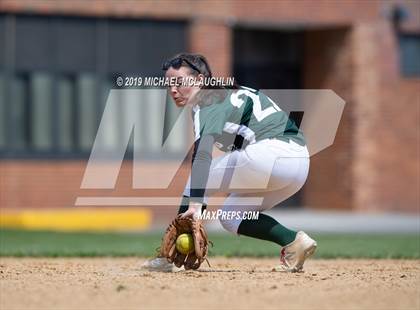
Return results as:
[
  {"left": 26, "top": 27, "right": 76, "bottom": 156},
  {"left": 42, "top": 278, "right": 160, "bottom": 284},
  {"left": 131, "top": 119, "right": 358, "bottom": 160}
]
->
[
  {"left": 182, "top": 138, "right": 307, "bottom": 244},
  {"left": 218, "top": 155, "right": 316, "bottom": 271},
  {"left": 219, "top": 188, "right": 316, "bottom": 272},
  {"left": 179, "top": 139, "right": 288, "bottom": 210},
  {"left": 202, "top": 138, "right": 310, "bottom": 195},
  {"left": 219, "top": 182, "right": 304, "bottom": 246},
  {"left": 218, "top": 141, "right": 309, "bottom": 242}
]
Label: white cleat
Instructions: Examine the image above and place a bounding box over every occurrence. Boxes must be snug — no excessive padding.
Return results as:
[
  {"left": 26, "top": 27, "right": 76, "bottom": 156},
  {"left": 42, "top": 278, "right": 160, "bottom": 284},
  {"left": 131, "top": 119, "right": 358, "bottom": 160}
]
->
[
  {"left": 141, "top": 257, "right": 184, "bottom": 272},
  {"left": 276, "top": 231, "right": 317, "bottom": 272}
]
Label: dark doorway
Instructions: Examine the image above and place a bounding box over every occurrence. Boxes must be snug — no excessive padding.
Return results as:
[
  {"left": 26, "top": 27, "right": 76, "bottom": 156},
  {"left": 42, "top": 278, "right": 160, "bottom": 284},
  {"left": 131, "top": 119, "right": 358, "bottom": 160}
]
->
[
  {"left": 233, "top": 28, "right": 303, "bottom": 89},
  {"left": 233, "top": 27, "right": 305, "bottom": 208}
]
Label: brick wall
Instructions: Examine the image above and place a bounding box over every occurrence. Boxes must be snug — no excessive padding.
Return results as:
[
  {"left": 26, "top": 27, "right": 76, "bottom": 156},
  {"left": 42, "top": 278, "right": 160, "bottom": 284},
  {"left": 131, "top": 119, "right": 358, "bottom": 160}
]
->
[
  {"left": 303, "top": 28, "right": 354, "bottom": 210},
  {"left": 189, "top": 19, "right": 232, "bottom": 77},
  {"left": 352, "top": 20, "right": 420, "bottom": 212},
  {"left": 0, "top": 0, "right": 419, "bottom": 213},
  {"left": 0, "top": 160, "right": 190, "bottom": 208},
  {"left": 0, "top": 0, "right": 379, "bottom": 24}
]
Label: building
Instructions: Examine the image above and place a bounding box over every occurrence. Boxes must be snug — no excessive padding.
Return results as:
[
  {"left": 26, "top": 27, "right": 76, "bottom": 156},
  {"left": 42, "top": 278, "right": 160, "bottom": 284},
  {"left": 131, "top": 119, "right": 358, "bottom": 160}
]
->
[{"left": 0, "top": 1, "right": 419, "bottom": 227}]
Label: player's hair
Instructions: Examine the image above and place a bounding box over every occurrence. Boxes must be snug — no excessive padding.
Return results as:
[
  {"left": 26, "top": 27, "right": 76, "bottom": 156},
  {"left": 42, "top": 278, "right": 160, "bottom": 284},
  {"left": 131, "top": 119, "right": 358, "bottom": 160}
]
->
[
  {"left": 162, "top": 52, "right": 239, "bottom": 89},
  {"left": 162, "top": 52, "right": 240, "bottom": 107},
  {"left": 162, "top": 53, "right": 213, "bottom": 78}
]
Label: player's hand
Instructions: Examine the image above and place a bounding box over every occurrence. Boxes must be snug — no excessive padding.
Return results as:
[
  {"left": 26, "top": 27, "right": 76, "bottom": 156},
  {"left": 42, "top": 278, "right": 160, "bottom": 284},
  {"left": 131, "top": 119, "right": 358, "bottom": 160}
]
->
[
  {"left": 160, "top": 213, "right": 210, "bottom": 270},
  {"left": 180, "top": 202, "right": 203, "bottom": 219}
]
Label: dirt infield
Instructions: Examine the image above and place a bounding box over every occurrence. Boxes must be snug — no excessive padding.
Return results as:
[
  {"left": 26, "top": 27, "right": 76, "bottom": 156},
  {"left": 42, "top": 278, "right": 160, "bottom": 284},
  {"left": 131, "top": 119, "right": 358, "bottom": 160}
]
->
[{"left": 1, "top": 258, "right": 419, "bottom": 310}]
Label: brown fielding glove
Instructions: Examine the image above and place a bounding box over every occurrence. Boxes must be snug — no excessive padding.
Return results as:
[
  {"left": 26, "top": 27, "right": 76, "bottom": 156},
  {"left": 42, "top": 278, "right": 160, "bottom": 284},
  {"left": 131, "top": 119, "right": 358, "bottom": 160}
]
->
[{"left": 160, "top": 215, "right": 210, "bottom": 270}]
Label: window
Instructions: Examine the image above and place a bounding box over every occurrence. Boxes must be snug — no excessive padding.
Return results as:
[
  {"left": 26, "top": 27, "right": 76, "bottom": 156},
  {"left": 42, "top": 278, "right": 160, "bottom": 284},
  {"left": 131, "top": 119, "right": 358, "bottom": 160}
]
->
[
  {"left": 10, "top": 74, "right": 29, "bottom": 151},
  {"left": 399, "top": 34, "right": 420, "bottom": 77},
  {"left": 31, "top": 73, "right": 53, "bottom": 151},
  {"left": 77, "top": 74, "right": 97, "bottom": 152},
  {"left": 0, "top": 14, "right": 187, "bottom": 158},
  {"left": 57, "top": 75, "right": 75, "bottom": 152},
  {"left": 0, "top": 73, "right": 5, "bottom": 148}
]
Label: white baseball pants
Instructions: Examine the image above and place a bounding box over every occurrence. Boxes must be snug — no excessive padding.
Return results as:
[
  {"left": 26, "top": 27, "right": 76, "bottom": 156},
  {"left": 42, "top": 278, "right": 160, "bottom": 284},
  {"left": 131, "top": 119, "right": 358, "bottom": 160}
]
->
[{"left": 183, "top": 138, "right": 310, "bottom": 233}]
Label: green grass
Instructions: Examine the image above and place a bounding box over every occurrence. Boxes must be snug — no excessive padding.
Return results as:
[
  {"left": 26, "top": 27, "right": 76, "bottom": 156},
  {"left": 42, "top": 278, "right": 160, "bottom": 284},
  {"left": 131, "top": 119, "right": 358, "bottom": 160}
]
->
[{"left": 0, "top": 229, "right": 419, "bottom": 259}]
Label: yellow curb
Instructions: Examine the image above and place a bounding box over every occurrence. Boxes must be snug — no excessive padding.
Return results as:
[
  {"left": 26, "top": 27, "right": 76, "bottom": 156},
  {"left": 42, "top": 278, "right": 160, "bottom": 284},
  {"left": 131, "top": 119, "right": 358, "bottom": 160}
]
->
[{"left": 0, "top": 208, "right": 152, "bottom": 232}]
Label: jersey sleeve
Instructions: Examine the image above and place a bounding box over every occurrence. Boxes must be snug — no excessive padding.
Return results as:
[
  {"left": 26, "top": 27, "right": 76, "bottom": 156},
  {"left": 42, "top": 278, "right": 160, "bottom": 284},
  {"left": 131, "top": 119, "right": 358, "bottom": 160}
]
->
[
  {"left": 189, "top": 134, "right": 214, "bottom": 203},
  {"left": 195, "top": 101, "right": 233, "bottom": 140}
]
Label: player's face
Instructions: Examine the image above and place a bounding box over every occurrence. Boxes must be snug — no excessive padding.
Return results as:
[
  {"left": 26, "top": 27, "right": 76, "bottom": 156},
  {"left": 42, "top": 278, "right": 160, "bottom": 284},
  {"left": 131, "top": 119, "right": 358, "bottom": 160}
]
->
[{"left": 165, "top": 66, "right": 201, "bottom": 108}]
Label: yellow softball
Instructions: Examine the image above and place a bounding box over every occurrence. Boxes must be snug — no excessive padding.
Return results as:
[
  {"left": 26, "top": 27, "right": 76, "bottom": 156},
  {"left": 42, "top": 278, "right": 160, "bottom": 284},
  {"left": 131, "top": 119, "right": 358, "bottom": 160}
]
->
[{"left": 176, "top": 233, "right": 194, "bottom": 255}]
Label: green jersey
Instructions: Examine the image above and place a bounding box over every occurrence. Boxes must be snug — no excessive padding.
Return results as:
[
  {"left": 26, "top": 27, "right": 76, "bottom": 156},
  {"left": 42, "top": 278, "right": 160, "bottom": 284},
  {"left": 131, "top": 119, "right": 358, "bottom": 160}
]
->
[{"left": 193, "top": 87, "right": 305, "bottom": 152}]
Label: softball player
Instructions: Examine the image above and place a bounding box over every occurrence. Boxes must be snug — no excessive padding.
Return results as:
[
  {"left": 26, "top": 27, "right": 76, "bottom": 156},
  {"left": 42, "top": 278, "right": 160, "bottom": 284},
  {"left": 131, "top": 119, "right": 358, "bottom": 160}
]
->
[{"left": 143, "top": 53, "right": 317, "bottom": 272}]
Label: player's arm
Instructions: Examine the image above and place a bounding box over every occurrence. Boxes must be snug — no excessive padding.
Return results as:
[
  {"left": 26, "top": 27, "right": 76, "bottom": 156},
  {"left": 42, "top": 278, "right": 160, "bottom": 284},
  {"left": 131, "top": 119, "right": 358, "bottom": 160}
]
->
[{"left": 181, "top": 134, "right": 214, "bottom": 218}]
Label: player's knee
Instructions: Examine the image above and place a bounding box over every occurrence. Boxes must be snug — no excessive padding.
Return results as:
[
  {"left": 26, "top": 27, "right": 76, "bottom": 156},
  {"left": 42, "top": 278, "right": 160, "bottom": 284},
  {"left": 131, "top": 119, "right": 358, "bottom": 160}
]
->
[{"left": 219, "top": 217, "right": 240, "bottom": 234}]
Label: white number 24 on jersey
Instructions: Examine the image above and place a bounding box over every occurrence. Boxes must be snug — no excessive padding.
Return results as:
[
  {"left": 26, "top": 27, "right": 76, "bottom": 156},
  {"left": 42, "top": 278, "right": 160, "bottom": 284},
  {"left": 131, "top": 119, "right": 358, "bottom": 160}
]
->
[{"left": 230, "top": 87, "right": 281, "bottom": 122}]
